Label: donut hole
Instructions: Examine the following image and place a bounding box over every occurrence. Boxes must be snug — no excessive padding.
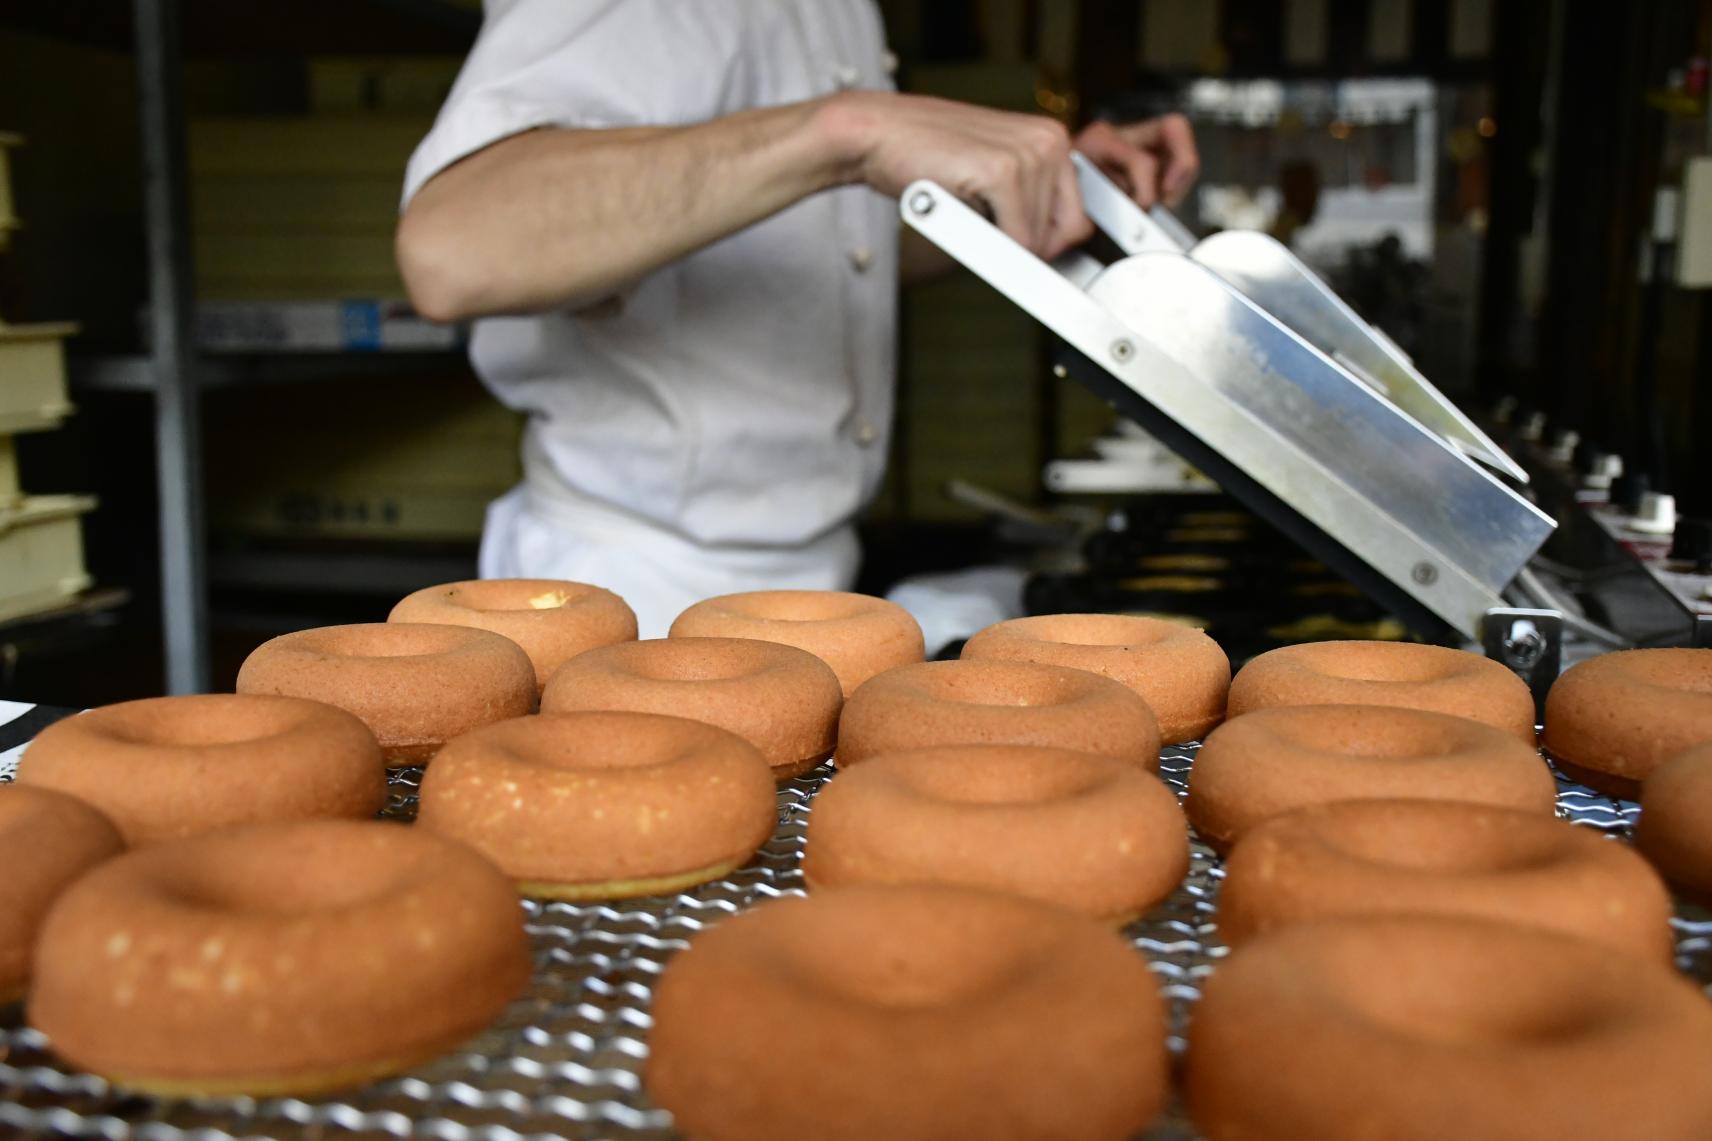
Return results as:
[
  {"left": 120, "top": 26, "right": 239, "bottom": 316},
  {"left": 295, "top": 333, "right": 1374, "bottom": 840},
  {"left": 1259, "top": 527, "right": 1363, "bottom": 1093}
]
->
[
  {"left": 781, "top": 919, "right": 1040, "bottom": 1009},
  {"left": 913, "top": 666, "right": 1084, "bottom": 709},
  {"left": 1268, "top": 709, "right": 1471, "bottom": 759},
  {"left": 1310, "top": 806, "right": 1565, "bottom": 876},
  {"left": 891, "top": 749, "right": 1112, "bottom": 806},
  {"left": 457, "top": 712, "right": 744, "bottom": 773},
  {"left": 1298, "top": 644, "right": 1453, "bottom": 684},
  {"left": 714, "top": 591, "right": 873, "bottom": 624},
  {"left": 499, "top": 737, "right": 705, "bottom": 773},
  {"left": 151, "top": 836, "right": 423, "bottom": 915},
  {"left": 1011, "top": 613, "right": 1178, "bottom": 649},
  {"left": 446, "top": 580, "right": 593, "bottom": 613},
  {"left": 616, "top": 640, "right": 773, "bottom": 683},
  {"left": 1337, "top": 967, "right": 1609, "bottom": 1048},
  {"left": 92, "top": 696, "right": 310, "bottom": 749},
  {"left": 294, "top": 623, "right": 486, "bottom": 660}
]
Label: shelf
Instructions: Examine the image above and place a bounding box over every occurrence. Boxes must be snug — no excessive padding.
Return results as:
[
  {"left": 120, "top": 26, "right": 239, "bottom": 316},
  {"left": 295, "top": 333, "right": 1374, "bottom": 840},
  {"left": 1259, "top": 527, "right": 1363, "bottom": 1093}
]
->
[
  {"left": 210, "top": 546, "right": 475, "bottom": 594},
  {"left": 0, "top": 587, "right": 129, "bottom": 637},
  {"left": 71, "top": 350, "right": 470, "bottom": 392}
]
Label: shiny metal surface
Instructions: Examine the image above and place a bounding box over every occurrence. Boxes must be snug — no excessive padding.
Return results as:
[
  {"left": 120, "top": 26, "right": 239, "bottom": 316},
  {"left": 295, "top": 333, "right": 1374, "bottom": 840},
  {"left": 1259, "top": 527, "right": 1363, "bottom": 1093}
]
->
[
  {"left": 1084, "top": 252, "right": 1553, "bottom": 593},
  {"left": 1188, "top": 230, "right": 1528, "bottom": 483},
  {"left": 902, "top": 180, "right": 1555, "bottom": 638},
  {"left": 2, "top": 749, "right": 1706, "bottom": 1141},
  {"left": 1070, "top": 155, "right": 1525, "bottom": 483},
  {"left": 1072, "top": 153, "right": 1186, "bottom": 256}
]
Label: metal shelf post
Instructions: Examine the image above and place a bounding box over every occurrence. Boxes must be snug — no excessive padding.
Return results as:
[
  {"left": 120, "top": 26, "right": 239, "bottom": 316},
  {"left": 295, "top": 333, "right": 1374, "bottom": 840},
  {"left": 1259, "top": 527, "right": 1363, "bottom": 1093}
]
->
[{"left": 134, "top": 0, "right": 210, "bottom": 692}]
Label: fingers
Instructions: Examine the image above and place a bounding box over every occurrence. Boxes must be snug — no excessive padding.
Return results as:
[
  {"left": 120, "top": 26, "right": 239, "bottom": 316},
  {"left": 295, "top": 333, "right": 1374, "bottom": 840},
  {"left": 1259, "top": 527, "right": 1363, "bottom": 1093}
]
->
[
  {"left": 1072, "top": 121, "right": 1133, "bottom": 192},
  {"left": 1044, "top": 153, "right": 1094, "bottom": 258},
  {"left": 983, "top": 116, "right": 1076, "bottom": 257},
  {"left": 865, "top": 94, "right": 1088, "bottom": 257},
  {"left": 1074, "top": 118, "right": 1160, "bottom": 208},
  {"left": 979, "top": 178, "right": 1039, "bottom": 255},
  {"left": 1077, "top": 113, "right": 1201, "bottom": 208},
  {"left": 1149, "top": 113, "right": 1201, "bottom": 207}
]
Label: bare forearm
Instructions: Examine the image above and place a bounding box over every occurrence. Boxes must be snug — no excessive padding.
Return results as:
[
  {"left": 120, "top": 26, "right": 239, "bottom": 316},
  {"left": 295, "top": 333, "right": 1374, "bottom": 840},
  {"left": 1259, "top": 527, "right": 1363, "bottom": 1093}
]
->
[
  {"left": 397, "top": 99, "right": 857, "bottom": 321},
  {"left": 399, "top": 88, "right": 1112, "bottom": 321}
]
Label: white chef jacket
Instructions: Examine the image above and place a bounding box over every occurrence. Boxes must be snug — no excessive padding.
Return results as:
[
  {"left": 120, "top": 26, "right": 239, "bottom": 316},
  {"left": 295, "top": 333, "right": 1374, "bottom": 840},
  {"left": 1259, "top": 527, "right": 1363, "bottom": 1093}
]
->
[{"left": 402, "top": 0, "right": 899, "bottom": 637}]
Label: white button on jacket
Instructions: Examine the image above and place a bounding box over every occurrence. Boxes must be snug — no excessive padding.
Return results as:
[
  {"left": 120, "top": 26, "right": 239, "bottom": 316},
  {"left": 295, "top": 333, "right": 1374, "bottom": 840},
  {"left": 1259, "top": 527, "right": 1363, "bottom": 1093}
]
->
[{"left": 402, "top": 0, "right": 899, "bottom": 636}]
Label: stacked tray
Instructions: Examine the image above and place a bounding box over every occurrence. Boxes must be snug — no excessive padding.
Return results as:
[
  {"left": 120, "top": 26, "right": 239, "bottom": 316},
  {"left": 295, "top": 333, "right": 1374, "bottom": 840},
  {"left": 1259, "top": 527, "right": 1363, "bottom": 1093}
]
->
[{"left": 3, "top": 747, "right": 1710, "bottom": 1140}]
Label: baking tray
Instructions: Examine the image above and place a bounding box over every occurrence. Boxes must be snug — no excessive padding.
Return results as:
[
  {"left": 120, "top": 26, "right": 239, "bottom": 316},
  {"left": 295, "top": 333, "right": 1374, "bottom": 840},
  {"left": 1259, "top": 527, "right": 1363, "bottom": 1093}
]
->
[{"left": 4, "top": 746, "right": 1711, "bottom": 1140}]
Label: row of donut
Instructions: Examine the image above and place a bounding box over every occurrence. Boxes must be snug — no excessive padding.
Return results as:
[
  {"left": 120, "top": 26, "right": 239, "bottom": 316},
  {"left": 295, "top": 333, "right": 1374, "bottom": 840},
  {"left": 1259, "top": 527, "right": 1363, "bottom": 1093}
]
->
[
  {"left": 646, "top": 628, "right": 1712, "bottom": 1140},
  {"left": 16, "top": 590, "right": 1711, "bottom": 910},
  {"left": 4, "top": 581, "right": 1712, "bottom": 1137}
]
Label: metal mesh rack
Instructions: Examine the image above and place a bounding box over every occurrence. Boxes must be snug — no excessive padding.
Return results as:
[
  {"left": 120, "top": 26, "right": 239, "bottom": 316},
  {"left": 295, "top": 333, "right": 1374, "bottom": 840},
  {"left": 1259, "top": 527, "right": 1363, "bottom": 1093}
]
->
[{"left": 3, "top": 746, "right": 1710, "bottom": 1140}]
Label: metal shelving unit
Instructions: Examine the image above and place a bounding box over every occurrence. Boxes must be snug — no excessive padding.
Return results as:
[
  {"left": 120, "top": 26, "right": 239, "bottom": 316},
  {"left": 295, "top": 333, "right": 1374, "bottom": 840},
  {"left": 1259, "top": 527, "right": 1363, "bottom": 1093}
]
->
[{"left": 16, "top": 0, "right": 480, "bottom": 691}]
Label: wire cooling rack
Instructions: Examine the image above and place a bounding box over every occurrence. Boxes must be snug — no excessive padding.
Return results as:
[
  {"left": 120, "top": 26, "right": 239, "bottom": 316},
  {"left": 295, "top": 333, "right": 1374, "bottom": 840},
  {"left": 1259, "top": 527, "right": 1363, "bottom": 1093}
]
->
[{"left": 3, "top": 745, "right": 1709, "bottom": 1141}]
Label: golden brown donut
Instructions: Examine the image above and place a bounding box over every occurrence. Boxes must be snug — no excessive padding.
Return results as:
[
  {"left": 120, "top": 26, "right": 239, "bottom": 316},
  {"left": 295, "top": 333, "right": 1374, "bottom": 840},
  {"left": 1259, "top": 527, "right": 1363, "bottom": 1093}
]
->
[
  {"left": 1227, "top": 640, "right": 1537, "bottom": 743},
  {"left": 646, "top": 884, "right": 1168, "bottom": 1141},
  {"left": 389, "top": 578, "right": 637, "bottom": 693},
  {"left": 1636, "top": 741, "right": 1712, "bottom": 903},
  {"left": 1184, "top": 916, "right": 1712, "bottom": 1141},
  {"left": 417, "top": 711, "right": 776, "bottom": 899},
  {"left": 961, "top": 613, "right": 1230, "bottom": 743},
  {"left": 236, "top": 623, "right": 536, "bottom": 765},
  {"left": 1219, "top": 798, "right": 1674, "bottom": 962},
  {"left": 29, "top": 819, "right": 530, "bottom": 1096},
  {"left": 0, "top": 785, "right": 124, "bottom": 1004},
  {"left": 541, "top": 637, "right": 841, "bottom": 781},
  {"left": 669, "top": 589, "right": 924, "bottom": 697},
  {"left": 1543, "top": 648, "right": 1712, "bottom": 799},
  {"left": 1186, "top": 705, "right": 1555, "bottom": 850},
  {"left": 17, "top": 694, "right": 386, "bottom": 844},
  {"left": 803, "top": 745, "right": 1187, "bottom": 922},
  {"left": 836, "top": 660, "right": 1161, "bottom": 771}
]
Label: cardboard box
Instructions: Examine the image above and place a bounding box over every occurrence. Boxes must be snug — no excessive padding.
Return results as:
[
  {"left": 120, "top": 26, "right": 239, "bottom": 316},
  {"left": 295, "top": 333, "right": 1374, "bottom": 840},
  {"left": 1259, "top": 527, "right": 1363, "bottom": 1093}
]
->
[
  {"left": 0, "top": 322, "right": 78, "bottom": 433},
  {"left": 0, "top": 494, "right": 95, "bottom": 622},
  {"left": 0, "top": 436, "right": 18, "bottom": 508}
]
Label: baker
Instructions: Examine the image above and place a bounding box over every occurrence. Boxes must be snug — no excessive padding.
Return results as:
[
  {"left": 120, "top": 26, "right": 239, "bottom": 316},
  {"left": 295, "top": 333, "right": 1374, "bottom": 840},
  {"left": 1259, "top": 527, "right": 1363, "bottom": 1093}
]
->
[{"left": 397, "top": 1, "right": 1198, "bottom": 637}]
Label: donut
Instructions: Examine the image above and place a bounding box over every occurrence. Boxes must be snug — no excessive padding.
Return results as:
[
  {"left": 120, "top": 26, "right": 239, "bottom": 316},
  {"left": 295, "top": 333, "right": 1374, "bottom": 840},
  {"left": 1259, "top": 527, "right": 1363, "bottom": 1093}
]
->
[
  {"left": 28, "top": 819, "right": 530, "bottom": 1096},
  {"left": 417, "top": 711, "right": 776, "bottom": 899},
  {"left": 0, "top": 785, "right": 124, "bottom": 1004},
  {"left": 803, "top": 745, "right": 1187, "bottom": 922},
  {"left": 1227, "top": 640, "right": 1537, "bottom": 743},
  {"left": 836, "top": 660, "right": 1161, "bottom": 771},
  {"left": 1219, "top": 798, "right": 1674, "bottom": 962},
  {"left": 389, "top": 578, "right": 636, "bottom": 693},
  {"left": 646, "top": 884, "right": 1168, "bottom": 1141},
  {"left": 1636, "top": 740, "right": 1712, "bottom": 903},
  {"left": 669, "top": 590, "right": 924, "bottom": 697},
  {"left": 961, "top": 613, "right": 1229, "bottom": 743},
  {"left": 17, "top": 694, "right": 386, "bottom": 844},
  {"left": 236, "top": 623, "right": 536, "bottom": 765},
  {"left": 1184, "top": 916, "right": 1712, "bottom": 1141},
  {"left": 1542, "top": 648, "right": 1712, "bottom": 799},
  {"left": 540, "top": 637, "right": 841, "bottom": 781},
  {"left": 1186, "top": 705, "right": 1555, "bottom": 849}
]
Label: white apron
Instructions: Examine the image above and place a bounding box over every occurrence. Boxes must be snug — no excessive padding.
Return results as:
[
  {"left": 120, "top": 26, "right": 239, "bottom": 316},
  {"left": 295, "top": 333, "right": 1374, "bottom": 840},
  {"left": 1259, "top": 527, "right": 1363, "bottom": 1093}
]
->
[{"left": 403, "top": 0, "right": 899, "bottom": 634}]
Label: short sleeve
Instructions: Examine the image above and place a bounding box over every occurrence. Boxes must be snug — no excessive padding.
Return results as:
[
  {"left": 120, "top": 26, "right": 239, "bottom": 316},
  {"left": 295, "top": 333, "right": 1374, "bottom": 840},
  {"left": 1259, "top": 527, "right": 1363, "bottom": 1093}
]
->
[{"left": 401, "top": 0, "right": 750, "bottom": 207}]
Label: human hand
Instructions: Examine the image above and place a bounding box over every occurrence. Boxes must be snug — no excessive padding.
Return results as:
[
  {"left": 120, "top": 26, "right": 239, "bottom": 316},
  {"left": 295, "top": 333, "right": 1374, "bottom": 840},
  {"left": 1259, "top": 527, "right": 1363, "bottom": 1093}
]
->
[
  {"left": 827, "top": 91, "right": 1094, "bottom": 259},
  {"left": 1073, "top": 114, "right": 1200, "bottom": 209}
]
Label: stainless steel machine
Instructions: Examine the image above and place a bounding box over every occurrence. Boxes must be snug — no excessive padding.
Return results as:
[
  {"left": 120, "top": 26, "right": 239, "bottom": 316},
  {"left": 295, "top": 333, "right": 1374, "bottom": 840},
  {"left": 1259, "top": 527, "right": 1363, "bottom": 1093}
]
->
[{"left": 899, "top": 160, "right": 1556, "bottom": 646}]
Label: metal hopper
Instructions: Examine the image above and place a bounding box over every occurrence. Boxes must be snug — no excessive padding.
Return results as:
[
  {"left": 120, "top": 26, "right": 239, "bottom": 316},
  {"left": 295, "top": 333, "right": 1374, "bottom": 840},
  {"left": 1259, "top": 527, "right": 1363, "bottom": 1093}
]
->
[{"left": 899, "top": 169, "right": 1555, "bottom": 643}]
